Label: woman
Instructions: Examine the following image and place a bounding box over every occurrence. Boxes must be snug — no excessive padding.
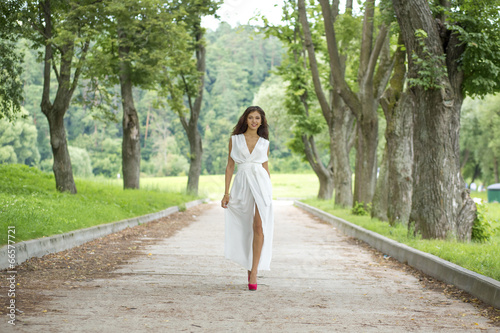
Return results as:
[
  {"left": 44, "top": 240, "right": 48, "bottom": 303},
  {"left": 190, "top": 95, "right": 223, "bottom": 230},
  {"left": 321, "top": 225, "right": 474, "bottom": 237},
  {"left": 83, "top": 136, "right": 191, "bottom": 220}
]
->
[{"left": 221, "top": 106, "right": 274, "bottom": 291}]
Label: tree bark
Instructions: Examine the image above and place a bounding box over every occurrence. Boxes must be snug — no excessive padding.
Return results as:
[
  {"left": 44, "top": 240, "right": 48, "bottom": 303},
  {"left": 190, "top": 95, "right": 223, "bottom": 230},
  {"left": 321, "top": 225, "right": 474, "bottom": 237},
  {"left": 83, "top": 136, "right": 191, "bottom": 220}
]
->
[
  {"left": 180, "top": 24, "right": 205, "bottom": 196},
  {"left": 371, "top": 143, "right": 388, "bottom": 221},
  {"left": 119, "top": 31, "right": 140, "bottom": 189},
  {"left": 374, "top": 35, "right": 413, "bottom": 225},
  {"left": 392, "top": 0, "right": 476, "bottom": 240},
  {"left": 332, "top": 99, "right": 355, "bottom": 207},
  {"left": 386, "top": 93, "right": 413, "bottom": 225}
]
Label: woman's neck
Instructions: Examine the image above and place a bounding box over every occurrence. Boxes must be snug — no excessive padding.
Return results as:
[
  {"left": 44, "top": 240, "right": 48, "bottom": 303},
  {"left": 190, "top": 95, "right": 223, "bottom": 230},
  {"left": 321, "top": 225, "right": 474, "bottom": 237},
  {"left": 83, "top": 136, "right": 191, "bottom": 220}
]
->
[{"left": 244, "top": 128, "right": 259, "bottom": 137}]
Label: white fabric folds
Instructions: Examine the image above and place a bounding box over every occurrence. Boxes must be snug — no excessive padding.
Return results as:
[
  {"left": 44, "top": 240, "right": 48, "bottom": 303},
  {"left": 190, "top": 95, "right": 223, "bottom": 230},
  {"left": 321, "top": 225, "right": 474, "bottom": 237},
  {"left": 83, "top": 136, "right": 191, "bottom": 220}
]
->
[{"left": 225, "top": 134, "right": 274, "bottom": 271}]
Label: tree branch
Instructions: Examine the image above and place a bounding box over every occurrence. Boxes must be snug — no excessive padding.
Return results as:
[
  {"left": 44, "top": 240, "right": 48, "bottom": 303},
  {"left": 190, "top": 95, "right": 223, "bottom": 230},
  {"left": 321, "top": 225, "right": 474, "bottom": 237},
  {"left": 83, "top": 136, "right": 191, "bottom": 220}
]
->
[
  {"left": 297, "top": 0, "right": 332, "bottom": 127},
  {"left": 358, "top": 0, "right": 375, "bottom": 83},
  {"left": 318, "top": 0, "right": 361, "bottom": 115},
  {"left": 366, "top": 24, "right": 389, "bottom": 88},
  {"left": 70, "top": 38, "right": 90, "bottom": 96},
  {"left": 180, "top": 73, "right": 194, "bottom": 116}
]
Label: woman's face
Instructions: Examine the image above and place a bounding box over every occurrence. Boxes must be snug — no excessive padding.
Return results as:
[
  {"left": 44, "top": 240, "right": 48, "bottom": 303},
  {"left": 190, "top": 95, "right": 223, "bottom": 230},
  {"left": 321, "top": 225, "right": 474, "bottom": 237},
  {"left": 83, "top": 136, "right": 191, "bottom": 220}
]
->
[{"left": 247, "top": 111, "right": 262, "bottom": 130}]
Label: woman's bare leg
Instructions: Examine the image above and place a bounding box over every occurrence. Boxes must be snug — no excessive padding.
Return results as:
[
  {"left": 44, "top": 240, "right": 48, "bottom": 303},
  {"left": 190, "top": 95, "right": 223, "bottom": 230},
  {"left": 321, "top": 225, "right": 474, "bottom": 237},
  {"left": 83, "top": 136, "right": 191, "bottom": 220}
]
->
[{"left": 249, "top": 204, "right": 264, "bottom": 284}]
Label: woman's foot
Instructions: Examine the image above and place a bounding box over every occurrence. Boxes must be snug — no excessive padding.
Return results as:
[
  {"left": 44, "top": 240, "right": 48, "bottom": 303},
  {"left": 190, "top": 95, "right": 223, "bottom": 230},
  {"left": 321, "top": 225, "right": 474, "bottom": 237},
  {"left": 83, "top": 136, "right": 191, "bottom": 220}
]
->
[{"left": 248, "top": 283, "right": 257, "bottom": 291}]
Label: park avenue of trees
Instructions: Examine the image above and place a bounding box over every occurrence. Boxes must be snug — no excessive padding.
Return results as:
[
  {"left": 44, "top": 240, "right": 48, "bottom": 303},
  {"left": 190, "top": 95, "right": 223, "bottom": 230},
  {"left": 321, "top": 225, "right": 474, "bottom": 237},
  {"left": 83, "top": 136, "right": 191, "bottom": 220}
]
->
[{"left": 1, "top": 0, "right": 499, "bottom": 241}]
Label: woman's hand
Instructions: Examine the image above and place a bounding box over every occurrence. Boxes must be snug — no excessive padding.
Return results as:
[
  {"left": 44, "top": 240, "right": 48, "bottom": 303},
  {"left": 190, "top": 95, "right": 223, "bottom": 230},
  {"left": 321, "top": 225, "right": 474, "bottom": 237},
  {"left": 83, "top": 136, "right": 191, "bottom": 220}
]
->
[{"left": 221, "top": 194, "right": 230, "bottom": 208}]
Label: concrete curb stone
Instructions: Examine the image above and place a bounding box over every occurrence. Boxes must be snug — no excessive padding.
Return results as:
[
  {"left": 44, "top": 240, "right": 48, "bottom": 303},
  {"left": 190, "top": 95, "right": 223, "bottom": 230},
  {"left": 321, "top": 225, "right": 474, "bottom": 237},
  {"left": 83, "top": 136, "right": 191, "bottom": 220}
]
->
[
  {"left": 294, "top": 200, "right": 500, "bottom": 309},
  {"left": 0, "top": 199, "right": 208, "bottom": 270}
]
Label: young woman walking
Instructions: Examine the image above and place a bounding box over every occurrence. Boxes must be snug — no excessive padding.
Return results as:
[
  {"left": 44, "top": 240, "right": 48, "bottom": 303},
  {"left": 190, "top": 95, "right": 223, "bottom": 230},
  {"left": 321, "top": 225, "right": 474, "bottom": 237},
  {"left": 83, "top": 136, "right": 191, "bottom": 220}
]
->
[{"left": 221, "top": 106, "right": 274, "bottom": 291}]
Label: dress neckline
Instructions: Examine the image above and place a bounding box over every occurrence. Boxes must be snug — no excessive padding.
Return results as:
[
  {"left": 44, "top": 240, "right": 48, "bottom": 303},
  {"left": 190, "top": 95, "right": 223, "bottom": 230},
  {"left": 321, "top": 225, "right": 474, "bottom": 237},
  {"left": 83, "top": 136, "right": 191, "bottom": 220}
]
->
[{"left": 242, "top": 134, "right": 261, "bottom": 155}]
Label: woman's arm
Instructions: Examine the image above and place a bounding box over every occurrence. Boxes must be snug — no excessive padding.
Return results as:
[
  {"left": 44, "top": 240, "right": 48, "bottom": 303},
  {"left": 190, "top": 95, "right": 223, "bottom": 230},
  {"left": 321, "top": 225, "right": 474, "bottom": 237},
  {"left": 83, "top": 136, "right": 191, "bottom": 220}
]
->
[{"left": 222, "top": 138, "right": 235, "bottom": 208}]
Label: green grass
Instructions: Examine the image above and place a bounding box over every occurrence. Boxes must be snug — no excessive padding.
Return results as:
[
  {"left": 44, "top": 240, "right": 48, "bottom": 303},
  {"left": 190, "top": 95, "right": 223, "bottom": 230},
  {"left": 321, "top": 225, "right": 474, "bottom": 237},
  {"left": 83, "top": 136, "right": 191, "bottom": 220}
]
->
[
  {"left": 0, "top": 164, "right": 198, "bottom": 245},
  {"left": 302, "top": 198, "right": 500, "bottom": 281}
]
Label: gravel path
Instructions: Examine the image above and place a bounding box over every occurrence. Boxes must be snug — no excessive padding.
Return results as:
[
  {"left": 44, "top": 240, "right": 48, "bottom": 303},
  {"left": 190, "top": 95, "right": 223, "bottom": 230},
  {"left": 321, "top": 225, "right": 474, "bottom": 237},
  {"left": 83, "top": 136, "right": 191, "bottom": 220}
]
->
[{"left": 2, "top": 201, "right": 498, "bottom": 332}]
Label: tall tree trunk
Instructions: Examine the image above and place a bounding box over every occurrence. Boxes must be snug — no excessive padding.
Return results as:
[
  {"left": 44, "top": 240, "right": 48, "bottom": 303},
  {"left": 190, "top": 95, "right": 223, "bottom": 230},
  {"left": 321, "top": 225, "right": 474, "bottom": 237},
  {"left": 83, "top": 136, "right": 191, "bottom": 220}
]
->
[
  {"left": 372, "top": 143, "right": 388, "bottom": 221},
  {"left": 118, "top": 34, "right": 140, "bottom": 189},
  {"left": 386, "top": 93, "right": 413, "bottom": 225},
  {"left": 332, "top": 99, "right": 355, "bottom": 207},
  {"left": 39, "top": 0, "right": 88, "bottom": 194},
  {"left": 46, "top": 109, "right": 77, "bottom": 193},
  {"left": 181, "top": 24, "right": 205, "bottom": 196},
  {"left": 299, "top": 0, "right": 355, "bottom": 204},
  {"left": 375, "top": 35, "right": 413, "bottom": 225},
  {"left": 319, "top": 0, "right": 392, "bottom": 207},
  {"left": 353, "top": 111, "right": 379, "bottom": 204},
  {"left": 392, "top": 0, "right": 476, "bottom": 240}
]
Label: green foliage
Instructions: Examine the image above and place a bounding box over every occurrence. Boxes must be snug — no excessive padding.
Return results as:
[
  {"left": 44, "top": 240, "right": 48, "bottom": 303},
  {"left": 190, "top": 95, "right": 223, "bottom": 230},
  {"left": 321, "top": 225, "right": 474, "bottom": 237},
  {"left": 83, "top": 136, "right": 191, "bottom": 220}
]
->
[
  {"left": 445, "top": 0, "right": 500, "bottom": 97},
  {"left": 0, "top": 0, "right": 24, "bottom": 121},
  {"left": 0, "top": 39, "right": 24, "bottom": 121},
  {"left": 0, "top": 111, "right": 40, "bottom": 165},
  {"left": 472, "top": 203, "right": 496, "bottom": 242},
  {"left": 352, "top": 201, "right": 371, "bottom": 216},
  {"left": 0, "top": 164, "right": 198, "bottom": 245},
  {"left": 407, "top": 29, "right": 447, "bottom": 90},
  {"left": 460, "top": 94, "right": 500, "bottom": 185},
  {"left": 68, "top": 146, "right": 93, "bottom": 178}
]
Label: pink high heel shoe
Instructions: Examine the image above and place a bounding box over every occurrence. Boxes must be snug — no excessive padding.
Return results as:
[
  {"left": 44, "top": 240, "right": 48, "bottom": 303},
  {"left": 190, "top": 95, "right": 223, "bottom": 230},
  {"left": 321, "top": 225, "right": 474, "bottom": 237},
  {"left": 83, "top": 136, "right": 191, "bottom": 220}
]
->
[{"left": 248, "top": 283, "right": 257, "bottom": 291}]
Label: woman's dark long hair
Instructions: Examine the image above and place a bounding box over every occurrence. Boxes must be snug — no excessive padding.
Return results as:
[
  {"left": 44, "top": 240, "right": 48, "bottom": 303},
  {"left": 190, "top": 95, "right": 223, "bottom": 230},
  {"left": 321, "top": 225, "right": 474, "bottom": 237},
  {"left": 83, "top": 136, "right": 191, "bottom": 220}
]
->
[{"left": 231, "top": 106, "right": 269, "bottom": 140}]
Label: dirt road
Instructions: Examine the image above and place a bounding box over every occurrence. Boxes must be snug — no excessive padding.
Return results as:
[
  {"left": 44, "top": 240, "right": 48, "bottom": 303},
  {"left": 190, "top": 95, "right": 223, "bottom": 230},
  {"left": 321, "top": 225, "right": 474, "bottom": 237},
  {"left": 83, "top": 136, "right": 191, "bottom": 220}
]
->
[{"left": 2, "top": 201, "right": 497, "bottom": 332}]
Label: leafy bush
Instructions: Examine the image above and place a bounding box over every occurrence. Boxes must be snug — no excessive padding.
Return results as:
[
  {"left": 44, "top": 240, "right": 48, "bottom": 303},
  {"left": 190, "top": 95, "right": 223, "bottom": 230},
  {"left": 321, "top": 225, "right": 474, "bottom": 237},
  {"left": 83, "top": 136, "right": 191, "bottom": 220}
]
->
[
  {"left": 352, "top": 201, "right": 371, "bottom": 216},
  {"left": 472, "top": 203, "right": 495, "bottom": 242}
]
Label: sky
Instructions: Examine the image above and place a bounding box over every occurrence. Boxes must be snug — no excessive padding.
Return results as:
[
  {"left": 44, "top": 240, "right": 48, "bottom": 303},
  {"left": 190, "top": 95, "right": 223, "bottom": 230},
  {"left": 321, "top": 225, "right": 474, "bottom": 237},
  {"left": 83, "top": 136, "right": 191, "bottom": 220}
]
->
[
  {"left": 201, "top": 0, "right": 361, "bottom": 31},
  {"left": 201, "top": 0, "right": 284, "bottom": 31}
]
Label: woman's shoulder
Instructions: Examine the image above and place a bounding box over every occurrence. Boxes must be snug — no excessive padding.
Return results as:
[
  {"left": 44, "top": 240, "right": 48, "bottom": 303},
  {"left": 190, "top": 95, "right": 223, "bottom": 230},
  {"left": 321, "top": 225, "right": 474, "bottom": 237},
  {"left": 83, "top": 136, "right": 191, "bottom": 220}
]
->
[{"left": 260, "top": 136, "right": 270, "bottom": 143}]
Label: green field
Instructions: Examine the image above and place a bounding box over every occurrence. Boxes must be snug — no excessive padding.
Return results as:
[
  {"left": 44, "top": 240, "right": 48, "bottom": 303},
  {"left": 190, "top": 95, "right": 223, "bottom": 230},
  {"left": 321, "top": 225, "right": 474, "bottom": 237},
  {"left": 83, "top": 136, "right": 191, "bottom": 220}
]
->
[{"left": 0, "top": 164, "right": 197, "bottom": 245}]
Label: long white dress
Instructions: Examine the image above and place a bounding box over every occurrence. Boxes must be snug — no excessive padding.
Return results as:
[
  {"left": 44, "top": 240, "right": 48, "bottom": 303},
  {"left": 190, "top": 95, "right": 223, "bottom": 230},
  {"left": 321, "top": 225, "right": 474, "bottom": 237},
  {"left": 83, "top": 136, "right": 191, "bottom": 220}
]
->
[{"left": 225, "top": 134, "right": 274, "bottom": 271}]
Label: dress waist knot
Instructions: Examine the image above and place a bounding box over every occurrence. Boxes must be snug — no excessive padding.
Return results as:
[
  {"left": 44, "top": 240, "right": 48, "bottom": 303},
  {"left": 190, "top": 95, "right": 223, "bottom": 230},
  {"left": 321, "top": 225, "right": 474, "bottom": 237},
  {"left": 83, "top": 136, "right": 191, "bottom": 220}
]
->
[{"left": 234, "top": 162, "right": 271, "bottom": 206}]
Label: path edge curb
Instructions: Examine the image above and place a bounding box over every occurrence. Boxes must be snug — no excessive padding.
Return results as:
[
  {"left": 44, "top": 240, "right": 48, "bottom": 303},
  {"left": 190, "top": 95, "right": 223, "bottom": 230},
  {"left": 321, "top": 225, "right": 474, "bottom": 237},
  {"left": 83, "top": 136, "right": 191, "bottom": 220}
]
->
[
  {"left": 294, "top": 200, "right": 500, "bottom": 309},
  {"left": 1, "top": 198, "right": 209, "bottom": 270}
]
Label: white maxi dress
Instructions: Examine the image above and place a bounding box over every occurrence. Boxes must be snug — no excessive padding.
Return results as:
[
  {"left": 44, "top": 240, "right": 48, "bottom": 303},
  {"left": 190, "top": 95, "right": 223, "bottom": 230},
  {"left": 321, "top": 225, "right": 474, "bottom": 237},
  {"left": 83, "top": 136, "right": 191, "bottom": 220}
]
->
[{"left": 225, "top": 134, "right": 274, "bottom": 271}]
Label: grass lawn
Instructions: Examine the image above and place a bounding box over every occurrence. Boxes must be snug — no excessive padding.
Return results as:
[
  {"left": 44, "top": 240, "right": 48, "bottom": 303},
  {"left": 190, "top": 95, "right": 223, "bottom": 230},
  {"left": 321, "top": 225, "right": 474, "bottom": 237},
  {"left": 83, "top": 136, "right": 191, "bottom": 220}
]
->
[{"left": 0, "top": 164, "right": 197, "bottom": 245}]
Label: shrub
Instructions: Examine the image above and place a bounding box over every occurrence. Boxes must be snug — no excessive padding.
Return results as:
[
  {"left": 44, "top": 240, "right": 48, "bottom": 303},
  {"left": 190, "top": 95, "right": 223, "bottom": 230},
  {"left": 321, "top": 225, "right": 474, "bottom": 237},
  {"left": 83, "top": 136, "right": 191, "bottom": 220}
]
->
[
  {"left": 472, "top": 203, "right": 495, "bottom": 242},
  {"left": 352, "top": 201, "right": 371, "bottom": 216}
]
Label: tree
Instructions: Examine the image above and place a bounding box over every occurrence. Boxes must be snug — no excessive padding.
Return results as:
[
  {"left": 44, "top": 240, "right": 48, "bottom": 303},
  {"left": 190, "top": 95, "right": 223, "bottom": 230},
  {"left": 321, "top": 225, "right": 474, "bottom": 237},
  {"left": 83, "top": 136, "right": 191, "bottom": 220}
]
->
[
  {"left": 319, "top": 0, "right": 394, "bottom": 206},
  {"left": 391, "top": 0, "right": 500, "bottom": 239},
  {"left": 163, "top": 0, "right": 220, "bottom": 195},
  {"left": 265, "top": 1, "right": 335, "bottom": 199},
  {"left": 17, "top": 0, "right": 104, "bottom": 193},
  {"left": 0, "top": 0, "right": 24, "bottom": 121},
  {"left": 86, "top": 0, "right": 186, "bottom": 189},
  {"left": 296, "top": 0, "right": 357, "bottom": 204},
  {"left": 371, "top": 34, "right": 413, "bottom": 225}
]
